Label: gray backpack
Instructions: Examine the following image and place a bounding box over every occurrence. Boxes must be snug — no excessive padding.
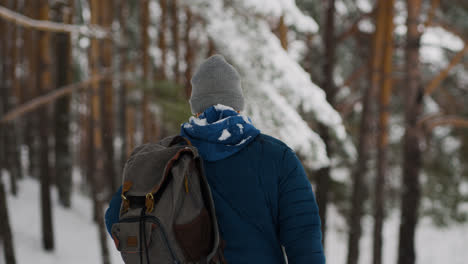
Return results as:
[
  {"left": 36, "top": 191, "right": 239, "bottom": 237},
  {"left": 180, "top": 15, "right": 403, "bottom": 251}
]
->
[{"left": 111, "top": 136, "right": 226, "bottom": 264}]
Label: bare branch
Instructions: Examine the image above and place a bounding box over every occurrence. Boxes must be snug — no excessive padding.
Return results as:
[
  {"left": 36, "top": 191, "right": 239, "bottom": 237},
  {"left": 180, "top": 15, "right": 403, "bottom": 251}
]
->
[
  {"left": 0, "top": 71, "right": 112, "bottom": 125},
  {"left": 336, "top": 95, "right": 362, "bottom": 118},
  {"left": 336, "top": 12, "right": 372, "bottom": 43},
  {"left": 425, "top": 116, "right": 468, "bottom": 131},
  {"left": 424, "top": 43, "right": 468, "bottom": 95},
  {"left": 340, "top": 60, "right": 369, "bottom": 89},
  {"left": 416, "top": 113, "right": 445, "bottom": 127},
  {"left": 0, "top": 5, "right": 109, "bottom": 38}
]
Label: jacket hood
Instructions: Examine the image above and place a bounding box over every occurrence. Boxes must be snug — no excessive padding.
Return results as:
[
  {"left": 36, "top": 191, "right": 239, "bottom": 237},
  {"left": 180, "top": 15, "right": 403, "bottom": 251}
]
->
[{"left": 180, "top": 104, "right": 260, "bottom": 161}]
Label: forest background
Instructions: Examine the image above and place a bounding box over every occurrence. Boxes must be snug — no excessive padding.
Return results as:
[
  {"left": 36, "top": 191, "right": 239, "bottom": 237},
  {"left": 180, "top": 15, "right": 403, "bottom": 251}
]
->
[{"left": 0, "top": 0, "right": 467, "bottom": 264}]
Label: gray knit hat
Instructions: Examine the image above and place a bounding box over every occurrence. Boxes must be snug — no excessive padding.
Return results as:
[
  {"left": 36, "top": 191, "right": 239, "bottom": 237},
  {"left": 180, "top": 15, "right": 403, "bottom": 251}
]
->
[{"left": 189, "top": 54, "right": 244, "bottom": 114}]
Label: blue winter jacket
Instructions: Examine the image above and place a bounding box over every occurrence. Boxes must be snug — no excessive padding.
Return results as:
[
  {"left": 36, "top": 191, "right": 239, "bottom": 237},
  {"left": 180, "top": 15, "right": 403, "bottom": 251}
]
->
[{"left": 105, "top": 106, "right": 325, "bottom": 264}]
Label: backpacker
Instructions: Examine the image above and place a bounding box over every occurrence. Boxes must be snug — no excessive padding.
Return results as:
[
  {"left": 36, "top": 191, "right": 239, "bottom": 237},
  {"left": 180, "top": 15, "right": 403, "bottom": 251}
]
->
[{"left": 111, "top": 136, "right": 226, "bottom": 264}]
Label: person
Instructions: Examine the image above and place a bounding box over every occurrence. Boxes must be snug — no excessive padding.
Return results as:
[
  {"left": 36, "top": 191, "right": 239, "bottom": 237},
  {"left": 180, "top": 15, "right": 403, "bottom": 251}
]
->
[{"left": 105, "top": 55, "right": 325, "bottom": 264}]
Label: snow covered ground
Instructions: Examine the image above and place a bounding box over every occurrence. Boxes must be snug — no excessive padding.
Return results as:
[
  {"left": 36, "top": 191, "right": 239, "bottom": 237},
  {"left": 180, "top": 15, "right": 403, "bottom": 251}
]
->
[
  {"left": 325, "top": 206, "right": 468, "bottom": 264},
  {"left": 3, "top": 178, "right": 468, "bottom": 264},
  {"left": 3, "top": 178, "right": 121, "bottom": 264}
]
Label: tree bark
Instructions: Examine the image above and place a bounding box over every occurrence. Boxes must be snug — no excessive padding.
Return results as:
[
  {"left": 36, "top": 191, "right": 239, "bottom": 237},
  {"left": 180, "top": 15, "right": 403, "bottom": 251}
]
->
[
  {"left": 9, "top": 0, "right": 23, "bottom": 184},
  {"left": 158, "top": 0, "right": 168, "bottom": 80},
  {"left": 0, "top": 2, "right": 17, "bottom": 261},
  {"left": 315, "top": 0, "right": 337, "bottom": 246},
  {"left": 38, "top": 0, "right": 55, "bottom": 251},
  {"left": 171, "top": 0, "right": 180, "bottom": 83},
  {"left": 54, "top": 0, "right": 74, "bottom": 208},
  {"left": 100, "top": 0, "right": 117, "bottom": 195},
  {"left": 397, "top": 1, "right": 423, "bottom": 264},
  {"left": 89, "top": 1, "right": 111, "bottom": 263},
  {"left": 314, "top": 127, "right": 331, "bottom": 245},
  {"left": 126, "top": 105, "right": 136, "bottom": 158},
  {"left": 347, "top": 1, "right": 385, "bottom": 263},
  {"left": 0, "top": 179, "right": 16, "bottom": 264},
  {"left": 118, "top": 0, "right": 128, "bottom": 167},
  {"left": 278, "top": 15, "right": 288, "bottom": 50},
  {"left": 141, "top": 0, "right": 151, "bottom": 143},
  {"left": 373, "top": 1, "right": 395, "bottom": 264},
  {"left": 207, "top": 38, "right": 216, "bottom": 57},
  {"left": 24, "top": 0, "right": 40, "bottom": 179},
  {"left": 1, "top": 0, "right": 23, "bottom": 197},
  {"left": 184, "top": 8, "right": 193, "bottom": 99}
]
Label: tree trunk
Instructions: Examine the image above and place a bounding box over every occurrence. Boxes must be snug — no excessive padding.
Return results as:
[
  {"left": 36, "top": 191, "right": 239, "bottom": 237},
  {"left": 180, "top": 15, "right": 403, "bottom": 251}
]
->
[
  {"left": 207, "top": 38, "right": 216, "bottom": 57},
  {"left": 278, "top": 15, "right": 288, "bottom": 50},
  {"left": 0, "top": 179, "right": 17, "bottom": 264},
  {"left": 100, "top": 0, "right": 117, "bottom": 195},
  {"left": 118, "top": 0, "right": 128, "bottom": 167},
  {"left": 184, "top": 8, "right": 193, "bottom": 99},
  {"left": 24, "top": 0, "right": 40, "bottom": 180},
  {"left": 80, "top": 92, "right": 91, "bottom": 187},
  {"left": 126, "top": 105, "right": 136, "bottom": 158},
  {"left": 171, "top": 0, "right": 180, "bottom": 83},
  {"left": 315, "top": 0, "right": 337, "bottom": 246},
  {"left": 314, "top": 126, "right": 331, "bottom": 245},
  {"left": 0, "top": 0, "right": 5, "bottom": 173},
  {"left": 9, "top": 0, "right": 23, "bottom": 185},
  {"left": 347, "top": 1, "right": 385, "bottom": 263},
  {"left": 397, "top": 1, "right": 423, "bottom": 264},
  {"left": 38, "top": 0, "right": 55, "bottom": 251},
  {"left": 158, "top": 0, "right": 168, "bottom": 80},
  {"left": 2, "top": 0, "right": 21, "bottom": 197},
  {"left": 0, "top": 2, "right": 17, "bottom": 261},
  {"left": 89, "top": 1, "right": 111, "bottom": 263},
  {"left": 373, "top": 1, "right": 395, "bottom": 264},
  {"left": 54, "top": 0, "right": 74, "bottom": 208},
  {"left": 141, "top": 0, "right": 151, "bottom": 143}
]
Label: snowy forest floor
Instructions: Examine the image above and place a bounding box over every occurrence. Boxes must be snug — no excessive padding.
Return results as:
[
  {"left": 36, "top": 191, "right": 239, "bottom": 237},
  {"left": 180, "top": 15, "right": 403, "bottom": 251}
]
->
[{"left": 3, "top": 178, "right": 468, "bottom": 264}]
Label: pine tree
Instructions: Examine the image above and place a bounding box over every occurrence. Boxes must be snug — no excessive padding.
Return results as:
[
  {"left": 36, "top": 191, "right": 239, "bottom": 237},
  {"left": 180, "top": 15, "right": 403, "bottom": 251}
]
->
[
  {"left": 89, "top": 0, "right": 111, "bottom": 263},
  {"left": 398, "top": 1, "right": 424, "bottom": 263},
  {"left": 54, "top": 0, "right": 74, "bottom": 208},
  {"left": 373, "top": 1, "right": 395, "bottom": 263},
  {"left": 38, "top": 0, "right": 55, "bottom": 251}
]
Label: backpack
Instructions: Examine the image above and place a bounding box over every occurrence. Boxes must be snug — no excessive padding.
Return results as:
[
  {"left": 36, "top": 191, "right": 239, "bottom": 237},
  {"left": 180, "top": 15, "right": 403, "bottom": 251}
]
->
[{"left": 111, "top": 136, "right": 226, "bottom": 264}]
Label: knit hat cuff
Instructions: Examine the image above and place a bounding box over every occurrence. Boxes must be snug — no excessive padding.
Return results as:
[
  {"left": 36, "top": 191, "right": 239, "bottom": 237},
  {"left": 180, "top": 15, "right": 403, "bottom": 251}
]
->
[{"left": 190, "top": 93, "right": 245, "bottom": 114}]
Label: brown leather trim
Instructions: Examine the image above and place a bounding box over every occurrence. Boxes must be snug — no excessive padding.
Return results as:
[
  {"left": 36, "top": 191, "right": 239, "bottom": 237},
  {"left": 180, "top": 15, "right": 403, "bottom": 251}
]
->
[
  {"left": 148, "top": 148, "right": 194, "bottom": 195},
  {"left": 121, "top": 181, "right": 133, "bottom": 212},
  {"left": 122, "top": 181, "right": 133, "bottom": 194},
  {"left": 182, "top": 137, "right": 192, "bottom": 146}
]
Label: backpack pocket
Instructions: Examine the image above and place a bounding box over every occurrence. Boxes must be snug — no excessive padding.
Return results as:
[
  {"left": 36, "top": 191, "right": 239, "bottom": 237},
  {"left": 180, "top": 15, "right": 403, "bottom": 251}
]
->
[
  {"left": 173, "top": 208, "right": 213, "bottom": 262},
  {"left": 111, "top": 221, "right": 153, "bottom": 253},
  {"left": 112, "top": 216, "right": 180, "bottom": 263}
]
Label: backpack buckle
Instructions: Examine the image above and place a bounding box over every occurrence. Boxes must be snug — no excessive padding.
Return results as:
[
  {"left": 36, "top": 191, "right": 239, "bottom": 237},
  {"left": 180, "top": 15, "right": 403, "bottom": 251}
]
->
[
  {"left": 121, "top": 194, "right": 130, "bottom": 212},
  {"left": 145, "top": 193, "right": 155, "bottom": 213}
]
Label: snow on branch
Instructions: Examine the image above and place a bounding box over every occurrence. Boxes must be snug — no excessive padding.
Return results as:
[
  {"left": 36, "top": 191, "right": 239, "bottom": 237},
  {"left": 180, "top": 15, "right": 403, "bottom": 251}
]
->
[
  {"left": 183, "top": 0, "right": 356, "bottom": 168},
  {"left": 0, "top": 5, "right": 109, "bottom": 39},
  {"left": 421, "top": 26, "right": 466, "bottom": 65},
  {"left": 235, "top": 0, "right": 318, "bottom": 33}
]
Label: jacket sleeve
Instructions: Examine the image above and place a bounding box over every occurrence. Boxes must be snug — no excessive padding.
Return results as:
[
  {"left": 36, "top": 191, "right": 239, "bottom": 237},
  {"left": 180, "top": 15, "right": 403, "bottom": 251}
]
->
[
  {"left": 105, "top": 185, "right": 123, "bottom": 236},
  {"left": 278, "top": 148, "right": 325, "bottom": 264}
]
